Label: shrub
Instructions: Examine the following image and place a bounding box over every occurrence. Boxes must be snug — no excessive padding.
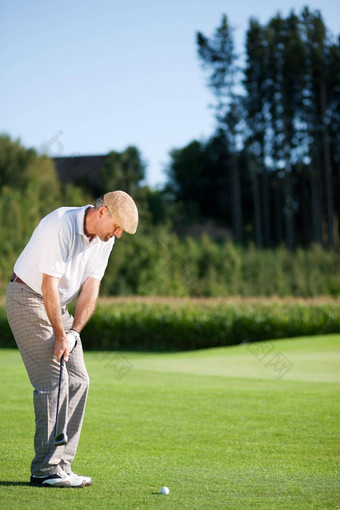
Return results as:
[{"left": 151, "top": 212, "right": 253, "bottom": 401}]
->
[
  {"left": 2, "top": 298, "right": 340, "bottom": 352},
  {"left": 78, "top": 298, "right": 340, "bottom": 351}
]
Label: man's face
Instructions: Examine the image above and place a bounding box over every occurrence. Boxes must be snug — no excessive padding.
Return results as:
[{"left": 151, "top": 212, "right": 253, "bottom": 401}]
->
[{"left": 97, "top": 207, "right": 123, "bottom": 242}]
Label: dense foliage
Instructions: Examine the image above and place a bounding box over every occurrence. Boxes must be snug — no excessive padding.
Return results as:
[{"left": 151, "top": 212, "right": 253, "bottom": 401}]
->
[
  {"left": 1, "top": 9, "right": 340, "bottom": 354},
  {"left": 100, "top": 233, "right": 340, "bottom": 297},
  {"left": 1, "top": 8, "right": 340, "bottom": 296},
  {"left": 1, "top": 298, "right": 340, "bottom": 350},
  {"left": 1, "top": 133, "right": 340, "bottom": 296},
  {"left": 168, "top": 7, "right": 340, "bottom": 250}
]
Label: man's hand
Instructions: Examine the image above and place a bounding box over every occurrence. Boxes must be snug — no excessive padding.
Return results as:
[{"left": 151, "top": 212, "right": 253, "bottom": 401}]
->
[
  {"left": 54, "top": 333, "right": 70, "bottom": 362},
  {"left": 66, "top": 329, "right": 80, "bottom": 353}
]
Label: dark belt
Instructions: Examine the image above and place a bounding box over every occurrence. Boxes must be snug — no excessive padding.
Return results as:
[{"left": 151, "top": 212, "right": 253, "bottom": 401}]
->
[{"left": 10, "top": 273, "right": 28, "bottom": 286}]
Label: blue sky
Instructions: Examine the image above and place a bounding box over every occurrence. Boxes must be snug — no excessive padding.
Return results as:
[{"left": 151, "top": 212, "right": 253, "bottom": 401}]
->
[{"left": 1, "top": 0, "right": 339, "bottom": 187}]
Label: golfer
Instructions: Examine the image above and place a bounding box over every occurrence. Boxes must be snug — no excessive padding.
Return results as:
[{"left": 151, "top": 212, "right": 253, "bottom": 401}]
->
[{"left": 6, "top": 191, "right": 138, "bottom": 488}]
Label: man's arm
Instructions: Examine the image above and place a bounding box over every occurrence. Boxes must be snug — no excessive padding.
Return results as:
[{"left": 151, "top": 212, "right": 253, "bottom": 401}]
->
[
  {"left": 72, "top": 277, "right": 101, "bottom": 334},
  {"left": 41, "top": 273, "right": 69, "bottom": 362}
]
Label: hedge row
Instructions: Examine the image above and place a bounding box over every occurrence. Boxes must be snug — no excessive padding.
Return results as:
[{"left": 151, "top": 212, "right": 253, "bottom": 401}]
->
[
  {"left": 99, "top": 235, "right": 340, "bottom": 297},
  {"left": 1, "top": 298, "right": 340, "bottom": 351}
]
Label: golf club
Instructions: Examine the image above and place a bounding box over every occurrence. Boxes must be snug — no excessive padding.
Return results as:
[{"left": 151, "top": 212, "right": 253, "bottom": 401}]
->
[{"left": 53, "top": 355, "right": 68, "bottom": 447}]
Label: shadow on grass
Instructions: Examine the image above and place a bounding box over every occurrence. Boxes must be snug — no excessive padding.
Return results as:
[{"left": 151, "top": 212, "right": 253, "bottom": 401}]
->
[{"left": 0, "top": 481, "right": 31, "bottom": 487}]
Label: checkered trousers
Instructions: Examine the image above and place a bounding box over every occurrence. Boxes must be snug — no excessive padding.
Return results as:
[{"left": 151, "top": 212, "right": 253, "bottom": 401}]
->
[{"left": 6, "top": 281, "right": 89, "bottom": 477}]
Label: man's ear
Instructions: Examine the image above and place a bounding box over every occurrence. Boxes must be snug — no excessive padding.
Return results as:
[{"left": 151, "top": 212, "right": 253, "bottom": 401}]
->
[{"left": 98, "top": 206, "right": 107, "bottom": 218}]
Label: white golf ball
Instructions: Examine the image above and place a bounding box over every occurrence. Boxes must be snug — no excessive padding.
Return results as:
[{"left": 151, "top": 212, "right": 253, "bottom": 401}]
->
[{"left": 161, "top": 486, "right": 170, "bottom": 495}]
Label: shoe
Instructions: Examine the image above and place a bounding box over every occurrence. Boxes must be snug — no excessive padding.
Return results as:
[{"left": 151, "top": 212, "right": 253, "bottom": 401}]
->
[
  {"left": 30, "top": 473, "right": 71, "bottom": 488},
  {"left": 64, "top": 471, "right": 92, "bottom": 487},
  {"left": 61, "top": 470, "right": 92, "bottom": 487}
]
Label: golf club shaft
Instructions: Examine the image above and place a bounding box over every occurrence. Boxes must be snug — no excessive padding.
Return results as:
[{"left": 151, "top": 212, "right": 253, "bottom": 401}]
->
[{"left": 54, "top": 355, "right": 64, "bottom": 438}]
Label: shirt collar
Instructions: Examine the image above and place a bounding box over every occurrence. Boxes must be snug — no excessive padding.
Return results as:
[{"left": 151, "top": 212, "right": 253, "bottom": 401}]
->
[{"left": 76, "top": 205, "right": 99, "bottom": 243}]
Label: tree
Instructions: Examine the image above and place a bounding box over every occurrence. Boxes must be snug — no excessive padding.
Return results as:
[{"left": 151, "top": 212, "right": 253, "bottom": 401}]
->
[
  {"left": 301, "top": 8, "right": 336, "bottom": 248},
  {"left": 167, "top": 132, "right": 231, "bottom": 227},
  {"left": 243, "top": 19, "right": 269, "bottom": 247},
  {"left": 197, "top": 15, "right": 243, "bottom": 242},
  {"left": 167, "top": 140, "right": 206, "bottom": 221},
  {"left": 328, "top": 36, "right": 340, "bottom": 247},
  {"left": 196, "top": 8, "right": 340, "bottom": 249},
  {"left": 99, "top": 146, "right": 145, "bottom": 196},
  {"left": 0, "top": 134, "right": 36, "bottom": 189}
]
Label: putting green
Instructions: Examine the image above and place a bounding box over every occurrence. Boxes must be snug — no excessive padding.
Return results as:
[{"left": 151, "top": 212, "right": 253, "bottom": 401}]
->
[{"left": 126, "top": 335, "right": 340, "bottom": 383}]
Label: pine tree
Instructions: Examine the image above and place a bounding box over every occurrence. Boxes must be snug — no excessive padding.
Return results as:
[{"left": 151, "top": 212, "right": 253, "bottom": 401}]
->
[{"left": 197, "top": 15, "right": 243, "bottom": 242}]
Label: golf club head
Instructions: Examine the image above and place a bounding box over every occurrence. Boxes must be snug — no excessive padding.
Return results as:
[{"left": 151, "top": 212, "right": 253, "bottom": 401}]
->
[{"left": 53, "top": 432, "right": 68, "bottom": 447}]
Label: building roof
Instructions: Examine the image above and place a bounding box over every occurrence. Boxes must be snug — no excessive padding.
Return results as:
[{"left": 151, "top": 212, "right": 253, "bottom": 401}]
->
[{"left": 53, "top": 155, "right": 106, "bottom": 186}]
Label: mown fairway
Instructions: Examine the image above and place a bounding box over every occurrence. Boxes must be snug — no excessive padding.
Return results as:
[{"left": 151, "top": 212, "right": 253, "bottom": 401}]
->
[{"left": 0, "top": 335, "right": 339, "bottom": 509}]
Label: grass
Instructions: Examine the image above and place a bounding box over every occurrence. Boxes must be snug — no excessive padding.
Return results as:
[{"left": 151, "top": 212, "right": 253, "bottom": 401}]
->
[{"left": 0, "top": 335, "right": 339, "bottom": 509}]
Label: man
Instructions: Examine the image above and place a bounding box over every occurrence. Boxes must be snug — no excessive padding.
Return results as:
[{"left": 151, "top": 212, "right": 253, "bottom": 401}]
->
[{"left": 6, "top": 190, "right": 138, "bottom": 488}]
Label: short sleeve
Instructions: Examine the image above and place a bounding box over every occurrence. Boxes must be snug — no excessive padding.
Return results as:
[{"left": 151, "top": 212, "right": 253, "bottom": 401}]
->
[{"left": 38, "top": 223, "right": 71, "bottom": 277}]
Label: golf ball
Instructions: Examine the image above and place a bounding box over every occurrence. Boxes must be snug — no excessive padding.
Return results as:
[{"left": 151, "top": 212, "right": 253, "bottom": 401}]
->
[{"left": 161, "top": 486, "right": 170, "bottom": 495}]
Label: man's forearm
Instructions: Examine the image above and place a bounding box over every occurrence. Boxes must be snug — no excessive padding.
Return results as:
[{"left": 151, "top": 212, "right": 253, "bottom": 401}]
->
[
  {"left": 72, "top": 278, "right": 101, "bottom": 333},
  {"left": 41, "top": 273, "right": 68, "bottom": 361}
]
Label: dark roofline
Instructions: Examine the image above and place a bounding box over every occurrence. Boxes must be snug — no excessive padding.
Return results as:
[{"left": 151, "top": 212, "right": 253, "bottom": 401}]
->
[
  {"left": 53, "top": 154, "right": 107, "bottom": 186},
  {"left": 53, "top": 154, "right": 106, "bottom": 160}
]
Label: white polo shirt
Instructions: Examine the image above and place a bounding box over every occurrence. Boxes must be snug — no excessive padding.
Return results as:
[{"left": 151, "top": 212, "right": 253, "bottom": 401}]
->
[{"left": 14, "top": 205, "right": 115, "bottom": 306}]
